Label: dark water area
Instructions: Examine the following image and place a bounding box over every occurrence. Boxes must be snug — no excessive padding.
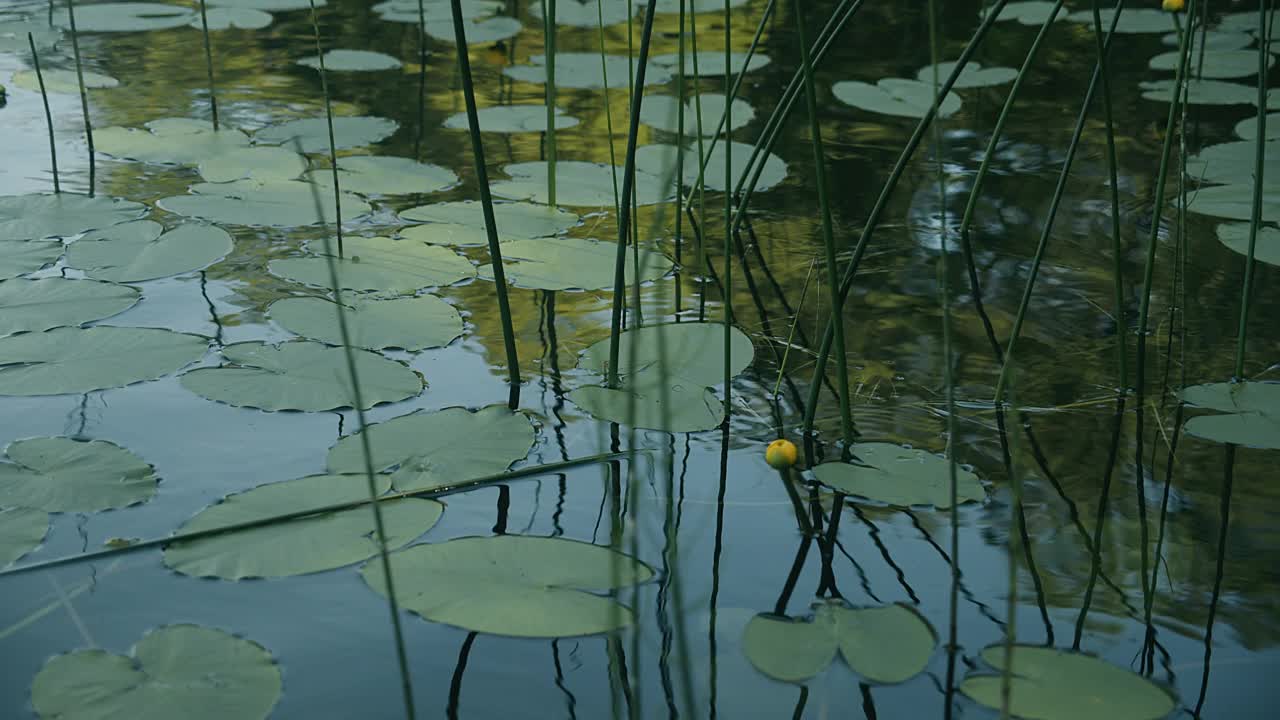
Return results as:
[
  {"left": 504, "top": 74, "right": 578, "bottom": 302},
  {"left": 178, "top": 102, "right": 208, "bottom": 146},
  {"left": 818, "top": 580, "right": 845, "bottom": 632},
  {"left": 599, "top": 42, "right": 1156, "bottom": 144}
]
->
[{"left": 1, "top": 0, "right": 1279, "bottom": 717}]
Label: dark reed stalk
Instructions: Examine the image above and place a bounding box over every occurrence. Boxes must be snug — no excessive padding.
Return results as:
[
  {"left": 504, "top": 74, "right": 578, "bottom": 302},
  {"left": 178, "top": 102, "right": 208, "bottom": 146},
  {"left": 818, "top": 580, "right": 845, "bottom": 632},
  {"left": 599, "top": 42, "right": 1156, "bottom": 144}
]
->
[
  {"left": 543, "top": 0, "right": 557, "bottom": 206},
  {"left": 1234, "top": 0, "right": 1270, "bottom": 379},
  {"left": 64, "top": 0, "right": 93, "bottom": 196},
  {"left": 306, "top": 0, "right": 345, "bottom": 258},
  {"left": 594, "top": 0, "right": 622, "bottom": 219},
  {"left": 1192, "top": 445, "right": 1236, "bottom": 716},
  {"left": 689, "top": 8, "right": 709, "bottom": 321},
  {"left": 449, "top": 0, "right": 521, "bottom": 390},
  {"left": 1092, "top": 0, "right": 1127, "bottom": 391},
  {"left": 720, "top": 0, "right": 732, "bottom": 421},
  {"left": 197, "top": 0, "right": 218, "bottom": 130},
  {"left": 674, "top": 0, "right": 687, "bottom": 314},
  {"left": 1001, "top": 383, "right": 1024, "bottom": 720},
  {"left": 27, "top": 32, "right": 58, "bottom": 193},
  {"left": 414, "top": 0, "right": 427, "bottom": 158}
]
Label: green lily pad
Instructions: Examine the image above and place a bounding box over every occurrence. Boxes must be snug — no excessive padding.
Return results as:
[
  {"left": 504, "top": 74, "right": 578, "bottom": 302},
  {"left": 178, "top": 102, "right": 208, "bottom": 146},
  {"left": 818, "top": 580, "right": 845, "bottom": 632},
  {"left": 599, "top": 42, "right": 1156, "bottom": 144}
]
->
[
  {"left": 254, "top": 116, "right": 398, "bottom": 153},
  {"left": 1150, "top": 49, "right": 1273, "bottom": 78},
  {"left": 1141, "top": 78, "right": 1280, "bottom": 107},
  {"left": 0, "top": 193, "right": 145, "bottom": 241},
  {"left": 1065, "top": 8, "right": 1177, "bottom": 33},
  {"left": 651, "top": 51, "right": 771, "bottom": 77},
  {"left": 193, "top": 7, "right": 273, "bottom": 30},
  {"left": 960, "top": 645, "right": 1176, "bottom": 720},
  {"left": 635, "top": 141, "right": 789, "bottom": 192},
  {"left": 0, "top": 240, "right": 62, "bottom": 280},
  {"left": 916, "top": 61, "right": 1016, "bottom": 88},
  {"left": 1186, "top": 183, "right": 1280, "bottom": 221},
  {"left": 743, "top": 602, "right": 936, "bottom": 684},
  {"left": 96, "top": 117, "right": 250, "bottom": 165},
  {"left": 303, "top": 155, "right": 458, "bottom": 197},
  {"left": 297, "top": 49, "right": 402, "bottom": 72},
  {"left": 31, "top": 625, "right": 281, "bottom": 719},
  {"left": 0, "top": 278, "right": 140, "bottom": 336},
  {"left": 372, "top": 0, "right": 498, "bottom": 24},
  {"left": 0, "top": 507, "right": 48, "bottom": 567},
  {"left": 67, "top": 220, "right": 234, "bottom": 282},
  {"left": 196, "top": 146, "right": 308, "bottom": 183},
  {"left": 1235, "top": 112, "right": 1280, "bottom": 140},
  {"left": 653, "top": 0, "right": 750, "bottom": 12},
  {"left": 269, "top": 294, "right": 463, "bottom": 351},
  {"left": 269, "top": 236, "right": 476, "bottom": 292},
  {"left": 529, "top": 0, "right": 632, "bottom": 27},
  {"left": 813, "top": 443, "right": 986, "bottom": 508},
  {"left": 164, "top": 473, "right": 441, "bottom": 579},
  {"left": 504, "top": 53, "right": 674, "bottom": 89},
  {"left": 424, "top": 15, "right": 521, "bottom": 43},
  {"left": 832, "top": 78, "right": 962, "bottom": 118},
  {"left": 208, "top": 0, "right": 325, "bottom": 9},
  {"left": 1216, "top": 222, "right": 1280, "bottom": 266},
  {"left": 0, "top": 20, "right": 61, "bottom": 55},
  {"left": 491, "top": 160, "right": 674, "bottom": 207},
  {"left": 479, "top": 236, "right": 672, "bottom": 291},
  {"left": 400, "top": 200, "right": 580, "bottom": 246},
  {"left": 180, "top": 340, "right": 423, "bottom": 412},
  {"left": 1186, "top": 140, "right": 1279, "bottom": 185},
  {"left": 10, "top": 68, "right": 119, "bottom": 94},
  {"left": 158, "top": 179, "right": 372, "bottom": 227},
  {"left": 0, "top": 326, "right": 207, "bottom": 396},
  {"left": 1216, "top": 10, "right": 1280, "bottom": 35},
  {"left": 0, "top": 437, "right": 156, "bottom": 512},
  {"left": 984, "top": 1, "right": 1065, "bottom": 25},
  {"left": 443, "top": 104, "right": 580, "bottom": 133},
  {"left": 639, "top": 94, "right": 754, "bottom": 135},
  {"left": 362, "top": 535, "right": 653, "bottom": 637},
  {"left": 326, "top": 405, "right": 535, "bottom": 492},
  {"left": 568, "top": 322, "right": 755, "bottom": 432},
  {"left": 1165, "top": 29, "right": 1253, "bottom": 50},
  {"left": 51, "top": 3, "right": 196, "bottom": 33},
  {"left": 1181, "top": 381, "right": 1280, "bottom": 449}
]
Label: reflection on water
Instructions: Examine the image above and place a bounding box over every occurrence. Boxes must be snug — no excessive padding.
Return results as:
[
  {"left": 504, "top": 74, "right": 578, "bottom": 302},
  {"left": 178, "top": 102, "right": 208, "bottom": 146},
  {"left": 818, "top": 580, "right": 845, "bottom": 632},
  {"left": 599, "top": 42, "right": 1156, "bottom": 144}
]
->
[{"left": 1, "top": 0, "right": 1279, "bottom": 717}]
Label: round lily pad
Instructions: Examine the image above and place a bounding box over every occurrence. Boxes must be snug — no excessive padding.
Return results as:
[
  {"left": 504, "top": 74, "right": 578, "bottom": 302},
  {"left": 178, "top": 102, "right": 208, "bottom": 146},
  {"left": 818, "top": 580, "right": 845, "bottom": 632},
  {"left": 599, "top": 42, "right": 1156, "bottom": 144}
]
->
[
  {"left": 1065, "top": 8, "right": 1177, "bottom": 33},
  {"left": 1141, "top": 78, "right": 1280, "bottom": 107},
  {"left": 635, "top": 141, "right": 789, "bottom": 193},
  {"left": 1235, "top": 112, "right": 1280, "bottom": 140},
  {"left": 180, "top": 340, "right": 423, "bottom": 412},
  {"left": 10, "top": 68, "right": 119, "bottom": 94},
  {"left": 400, "top": 200, "right": 580, "bottom": 246},
  {"left": 269, "top": 294, "right": 464, "bottom": 351},
  {"left": 1163, "top": 30, "right": 1252, "bottom": 51},
  {"left": 529, "top": 0, "right": 632, "bottom": 27},
  {"left": 832, "top": 78, "right": 962, "bottom": 118},
  {"left": 164, "top": 473, "right": 442, "bottom": 579},
  {"left": 984, "top": 1, "right": 1065, "bottom": 25},
  {"left": 1186, "top": 140, "right": 1278, "bottom": 185},
  {"left": 67, "top": 220, "right": 234, "bottom": 282},
  {"left": 208, "top": 0, "right": 325, "bottom": 9},
  {"left": 0, "top": 437, "right": 156, "bottom": 512},
  {"left": 960, "top": 645, "right": 1176, "bottom": 720},
  {"left": 297, "top": 49, "right": 402, "bottom": 72},
  {"left": 1186, "top": 183, "right": 1280, "bottom": 221},
  {"left": 650, "top": 51, "right": 771, "bottom": 77},
  {"left": 812, "top": 443, "right": 986, "bottom": 508},
  {"left": 1216, "top": 222, "right": 1280, "bottom": 267},
  {"left": 158, "top": 179, "right": 372, "bottom": 227},
  {"left": 504, "top": 53, "right": 674, "bottom": 89},
  {"left": 1181, "top": 381, "right": 1280, "bottom": 449},
  {"left": 0, "top": 277, "right": 140, "bottom": 336},
  {"left": 197, "top": 146, "right": 308, "bottom": 183},
  {"left": 0, "top": 326, "right": 207, "bottom": 396},
  {"left": 479, "top": 236, "right": 672, "bottom": 291},
  {"left": 269, "top": 236, "right": 476, "bottom": 292},
  {"left": 50, "top": 3, "right": 196, "bottom": 33},
  {"left": 372, "top": 0, "right": 496, "bottom": 24},
  {"left": 424, "top": 15, "right": 521, "bottom": 44},
  {"left": 192, "top": 7, "right": 274, "bottom": 30},
  {"left": 1214, "top": 9, "right": 1279, "bottom": 35},
  {"left": 743, "top": 602, "right": 936, "bottom": 684},
  {"left": 254, "top": 116, "right": 398, "bottom": 154},
  {"left": 303, "top": 155, "right": 458, "bottom": 197},
  {"left": 0, "top": 193, "right": 146, "bottom": 241},
  {"left": 327, "top": 405, "right": 536, "bottom": 492},
  {"left": 916, "top": 61, "right": 1016, "bottom": 88},
  {"left": 443, "top": 104, "right": 580, "bottom": 133},
  {"left": 639, "top": 94, "right": 754, "bottom": 135},
  {"left": 0, "top": 507, "right": 48, "bottom": 568},
  {"left": 1150, "top": 49, "right": 1273, "bottom": 78},
  {"left": 491, "top": 160, "right": 674, "bottom": 207},
  {"left": 0, "top": 240, "right": 62, "bottom": 279},
  {"left": 361, "top": 535, "right": 654, "bottom": 637},
  {"left": 96, "top": 118, "right": 251, "bottom": 165},
  {"left": 31, "top": 625, "right": 281, "bottom": 720}
]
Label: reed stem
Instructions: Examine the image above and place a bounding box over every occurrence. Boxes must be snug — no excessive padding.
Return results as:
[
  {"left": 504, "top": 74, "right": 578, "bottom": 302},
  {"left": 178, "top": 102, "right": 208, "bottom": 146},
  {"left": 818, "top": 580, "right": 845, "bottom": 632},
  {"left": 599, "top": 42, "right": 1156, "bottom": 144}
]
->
[
  {"left": 307, "top": 0, "right": 345, "bottom": 258},
  {"left": 64, "top": 0, "right": 93, "bottom": 196},
  {"left": 1091, "top": 0, "right": 1127, "bottom": 392},
  {"left": 197, "top": 0, "right": 218, "bottom": 130},
  {"left": 1234, "top": 0, "right": 1270, "bottom": 379},
  {"left": 414, "top": 0, "right": 427, "bottom": 158},
  {"left": 543, "top": 0, "right": 558, "bottom": 206},
  {"left": 721, "top": 0, "right": 732, "bottom": 421},
  {"left": 27, "top": 32, "right": 59, "bottom": 194}
]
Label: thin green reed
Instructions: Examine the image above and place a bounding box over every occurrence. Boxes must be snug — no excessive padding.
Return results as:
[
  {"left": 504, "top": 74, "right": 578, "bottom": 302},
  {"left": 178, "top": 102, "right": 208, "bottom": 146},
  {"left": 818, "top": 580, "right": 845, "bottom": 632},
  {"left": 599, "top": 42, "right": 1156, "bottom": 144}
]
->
[
  {"left": 448, "top": 0, "right": 521, "bottom": 390},
  {"left": 1234, "top": 0, "right": 1270, "bottom": 379},
  {"left": 1001, "top": 383, "right": 1023, "bottom": 720},
  {"left": 1091, "top": 0, "right": 1127, "bottom": 391},
  {"left": 721, "top": 0, "right": 732, "bottom": 421},
  {"left": 791, "top": 0, "right": 852, "bottom": 446},
  {"left": 543, "top": 0, "right": 558, "bottom": 206},
  {"left": 27, "top": 33, "right": 58, "bottom": 194},
  {"left": 689, "top": 8, "right": 709, "bottom": 320},
  {"left": 414, "top": 0, "right": 427, "bottom": 158},
  {"left": 64, "top": 0, "right": 93, "bottom": 196},
  {"left": 595, "top": 0, "right": 623, "bottom": 220},
  {"left": 197, "top": 0, "right": 218, "bottom": 130},
  {"left": 306, "top": 0, "right": 346, "bottom": 258},
  {"left": 674, "top": 0, "right": 687, "bottom": 313}
]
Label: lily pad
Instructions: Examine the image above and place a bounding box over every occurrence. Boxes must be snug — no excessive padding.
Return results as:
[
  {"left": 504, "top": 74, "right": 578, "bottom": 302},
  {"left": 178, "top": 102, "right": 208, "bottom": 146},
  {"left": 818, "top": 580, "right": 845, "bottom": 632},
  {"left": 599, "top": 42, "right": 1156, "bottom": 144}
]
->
[
  {"left": 0, "top": 193, "right": 145, "bottom": 241},
  {"left": 984, "top": 1, "right": 1065, "bottom": 25},
  {"left": 1216, "top": 222, "right": 1280, "bottom": 266},
  {"left": 1164, "top": 29, "right": 1253, "bottom": 51},
  {"left": 504, "top": 53, "right": 673, "bottom": 89},
  {"left": 372, "top": 0, "right": 498, "bottom": 24},
  {"left": 1150, "top": 49, "right": 1273, "bottom": 78},
  {"left": 743, "top": 602, "right": 936, "bottom": 684},
  {"left": 0, "top": 20, "right": 60, "bottom": 55},
  {"left": 479, "top": 236, "right": 672, "bottom": 291},
  {"left": 164, "top": 473, "right": 441, "bottom": 579},
  {"left": 443, "top": 104, "right": 580, "bottom": 133},
  {"left": 269, "top": 294, "right": 464, "bottom": 351},
  {"left": 491, "top": 160, "right": 674, "bottom": 207},
  {"left": 1181, "top": 381, "right": 1280, "bottom": 449},
  {"left": 424, "top": 15, "right": 522, "bottom": 44},
  {"left": 31, "top": 625, "right": 281, "bottom": 719},
  {"left": 916, "top": 61, "right": 1016, "bottom": 88},
  {"left": 1186, "top": 140, "right": 1279, "bottom": 185},
  {"left": 254, "top": 116, "right": 398, "bottom": 153},
  {"left": 635, "top": 141, "right": 789, "bottom": 193},
  {"left": 1216, "top": 10, "right": 1280, "bottom": 35},
  {"left": 158, "top": 179, "right": 372, "bottom": 227},
  {"left": 67, "top": 221, "right": 234, "bottom": 282},
  {"left": 51, "top": 3, "right": 196, "bottom": 33},
  {"left": 208, "top": 0, "right": 324, "bottom": 9},
  {"left": 1186, "top": 183, "right": 1280, "bottom": 221},
  {"left": 1065, "top": 8, "right": 1177, "bottom": 33},
  {"left": 10, "top": 68, "right": 119, "bottom": 94},
  {"left": 812, "top": 443, "right": 986, "bottom": 508},
  {"left": 639, "top": 94, "right": 754, "bottom": 135},
  {"left": 1141, "top": 78, "right": 1280, "bottom": 107},
  {"left": 0, "top": 278, "right": 140, "bottom": 336},
  {"left": 196, "top": 146, "right": 308, "bottom": 183},
  {"left": 0, "top": 326, "right": 207, "bottom": 396},
  {"left": 96, "top": 118, "right": 251, "bottom": 165},
  {"left": 303, "top": 155, "right": 458, "bottom": 197},
  {"left": 529, "top": 0, "right": 632, "bottom": 27},
  {"left": 0, "top": 240, "right": 62, "bottom": 280},
  {"left": 297, "top": 49, "right": 402, "bottom": 72},
  {"left": 0, "top": 437, "right": 156, "bottom": 512},
  {"left": 960, "top": 645, "right": 1176, "bottom": 720},
  {"left": 361, "top": 535, "right": 654, "bottom": 637},
  {"left": 400, "top": 200, "right": 580, "bottom": 246},
  {"left": 832, "top": 78, "right": 962, "bottom": 118},
  {"left": 192, "top": 7, "right": 273, "bottom": 30},
  {"left": 180, "top": 340, "right": 423, "bottom": 412},
  {"left": 651, "top": 51, "right": 771, "bottom": 77},
  {"left": 1235, "top": 112, "right": 1280, "bottom": 140},
  {"left": 326, "top": 405, "right": 536, "bottom": 492},
  {"left": 0, "top": 507, "right": 48, "bottom": 567},
  {"left": 269, "top": 235, "right": 476, "bottom": 292}
]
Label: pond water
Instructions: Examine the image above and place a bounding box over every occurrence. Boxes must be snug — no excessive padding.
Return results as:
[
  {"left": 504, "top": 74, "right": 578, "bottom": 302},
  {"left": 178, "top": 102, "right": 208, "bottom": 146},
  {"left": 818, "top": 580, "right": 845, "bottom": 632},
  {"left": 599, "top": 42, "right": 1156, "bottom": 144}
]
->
[{"left": 1, "top": 0, "right": 1279, "bottom": 717}]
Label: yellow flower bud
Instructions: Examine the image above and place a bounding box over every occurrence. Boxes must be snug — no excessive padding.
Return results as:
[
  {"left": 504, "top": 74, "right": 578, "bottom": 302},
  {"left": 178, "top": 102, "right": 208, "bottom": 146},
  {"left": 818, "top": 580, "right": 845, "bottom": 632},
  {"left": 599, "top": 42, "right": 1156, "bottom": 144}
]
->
[
  {"left": 1163, "top": 0, "right": 1185, "bottom": 12},
  {"left": 765, "top": 439, "right": 799, "bottom": 470}
]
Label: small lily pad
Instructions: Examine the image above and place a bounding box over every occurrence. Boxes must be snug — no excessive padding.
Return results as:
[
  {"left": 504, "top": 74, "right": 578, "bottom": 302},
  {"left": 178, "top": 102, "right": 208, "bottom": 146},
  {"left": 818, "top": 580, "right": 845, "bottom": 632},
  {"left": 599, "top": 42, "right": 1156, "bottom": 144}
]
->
[
  {"left": 208, "top": 0, "right": 325, "bottom": 9},
  {"left": 1181, "top": 381, "right": 1280, "bottom": 449},
  {"left": 639, "top": 94, "right": 754, "bottom": 135},
  {"left": 916, "top": 61, "right": 1016, "bottom": 88},
  {"left": 504, "top": 53, "right": 673, "bottom": 89},
  {"left": 196, "top": 146, "right": 308, "bottom": 183},
  {"left": 254, "top": 116, "right": 398, "bottom": 153},
  {"left": 424, "top": 15, "right": 521, "bottom": 44},
  {"left": 10, "top": 68, "right": 119, "bottom": 94},
  {"left": 0, "top": 278, "right": 139, "bottom": 336},
  {"left": 1150, "top": 49, "right": 1273, "bottom": 78},
  {"left": 269, "top": 236, "right": 476, "bottom": 292},
  {"left": 1066, "top": 8, "right": 1177, "bottom": 33},
  {"left": 67, "top": 220, "right": 234, "bottom": 282},
  {"left": 400, "top": 200, "right": 580, "bottom": 246},
  {"left": 832, "top": 78, "right": 962, "bottom": 118},
  {"left": 984, "top": 1, "right": 1065, "bottom": 25},
  {"left": 529, "top": 0, "right": 632, "bottom": 27},
  {"left": 0, "top": 326, "right": 207, "bottom": 396},
  {"left": 303, "top": 155, "right": 458, "bottom": 197},
  {"left": 1164, "top": 29, "right": 1253, "bottom": 51},
  {"left": 813, "top": 443, "right": 986, "bottom": 508},
  {"left": 443, "top": 104, "right": 580, "bottom": 133},
  {"left": 651, "top": 51, "right": 771, "bottom": 77},
  {"left": 158, "top": 179, "right": 372, "bottom": 227},
  {"left": 635, "top": 141, "right": 789, "bottom": 193},
  {"left": 180, "top": 340, "right": 423, "bottom": 412},
  {"left": 491, "top": 160, "right": 674, "bottom": 207},
  {"left": 31, "top": 625, "right": 281, "bottom": 720},
  {"left": 51, "top": 3, "right": 196, "bottom": 32},
  {"left": 960, "top": 645, "right": 1176, "bottom": 720},
  {"left": 479, "top": 236, "right": 671, "bottom": 291},
  {"left": 0, "top": 437, "right": 156, "bottom": 512},
  {"left": 1141, "top": 78, "right": 1280, "bottom": 107},
  {"left": 164, "top": 473, "right": 441, "bottom": 579},
  {"left": 0, "top": 193, "right": 145, "bottom": 241},
  {"left": 1187, "top": 183, "right": 1280, "bottom": 221},
  {"left": 96, "top": 117, "right": 251, "bottom": 165},
  {"left": 372, "top": 0, "right": 497, "bottom": 24},
  {"left": 1235, "top": 112, "right": 1280, "bottom": 140},
  {"left": 192, "top": 7, "right": 273, "bottom": 30},
  {"left": 0, "top": 240, "right": 62, "bottom": 279},
  {"left": 361, "top": 535, "right": 654, "bottom": 637},
  {"left": 269, "top": 294, "right": 463, "bottom": 351},
  {"left": 0, "top": 507, "right": 48, "bottom": 567},
  {"left": 1216, "top": 222, "right": 1280, "bottom": 266},
  {"left": 1216, "top": 10, "right": 1280, "bottom": 35},
  {"left": 1186, "top": 140, "right": 1279, "bottom": 185},
  {"left": 297, "top": 49, "right": 402, "bottom": 72}
]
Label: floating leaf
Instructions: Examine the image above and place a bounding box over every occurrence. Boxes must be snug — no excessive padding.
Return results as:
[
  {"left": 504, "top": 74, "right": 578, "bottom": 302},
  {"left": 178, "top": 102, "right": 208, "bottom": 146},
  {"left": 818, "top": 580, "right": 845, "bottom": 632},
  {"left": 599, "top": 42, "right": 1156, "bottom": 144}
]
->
[
  {"left": 180, "top": 340, "right": 423, "bottom": 412},
  {"left": 326, "top": 405, "right": 536, "bottom": 492},
  {"left": 1186, "top": 183, "right": 1280, "bottom": 221},
  {"left": 491, "top": 160, "right": 674, "bottom": 207},
  {"left": 158, "top": 179, "right": 372, "bottom": 227},
  {"left": 303, "top": 155, "right": 457, "bottom": 196},
  {"left": 31, "top": 625, "right": 281, "bottom": 719},
  {"left": 297, "top": 49, "right": 402, "bottom": 72},
  {"left": 10, "top": 68, "right": 118, "bottom": 94},
  {"left": 0, "top": 240, "right": 62, "bottom": 280},
  {"left": 400, "top": 200, "right": 580, "bottom": 246},
  {"left": 269, "top": 294, "right": 463, "bottom": 351},
  {"left": 504, "top": 53, "right": 674, "bottom": 89},
  {"left": 1164, "top": 29, "right": 1253, "bottom": 51},
  {"left": 639, "top": 94, "right": 754, "bottom": 135},
  {"left": 0, "top": 507, "right": 47, "bottom": 567},
  {"left": 916, "top": 61, "right": 1016, "bottom": 88},
  {"left": 443, "top": 104, "right": 580, "bottom": 133},
  {"left": 1181, "top": 381, "right": 1280, "bottom": 449},
  {"left": 1150, "top": 49, "right": 1273, "bottom": 78},
  {"left": 208, "top": 0, "right": 325, "bottom": 9},
  {"left": 832, "top": 78, "right": 962, "bottom": 118},
  {"left": 196, "top": 146, "right": 308, "bottom": 183},
  {"left": 635, "top": 141, "right": 790, "bottom": 192},
  {"left": 372, "top": 0, "right": 498, "bottom": 24},
  {"left": 67, "top": 220, "right": 234, "bottom": 282},
  {"left": 0, "top": 193, "right": 145, "bottom": 241},
  {"left": 529, "top": 0, "right": 631, "bottom": 27},
  {"left": 254, "top": 116, "right": 398, "bottom": 153},
  {"left": 51, "top": 3, "right": 195, "bottom": 32},
  {"left": 192, "top": 7, "right": 273, "bottom": 30},
  {"left": 0, "top": 437, "right": 155, "bottom": 512},
  {"left": 1216, "top": 9, "right": 1280, "bottom": 35},
  {"left": 1235, "top": 112, "right": 1280, "bottom": 140},
  {"left": 424, "top": 15, "right": 521, "bottom": 43},
  {"left": 1141, "top": 78, "right": 1280, "bottom": 107},
  {"left": 362, "top": 535, "right": 653, "bottom": 637},
  {"left": 960, "top": 645, "right": 1176, "bottom": 720},
  {"left": 0, "top": 20, "right": 60, "bottom": 55},
  {"left": 743, "top": 602, "right": 936, "bottom": 684},
  {"left": 813, "top": 443, "right": 986, "bottom": 508},
  {"left": 1185, "top": 140, "right": 1279, "bottom": 185},
  {"left": 269, "top": 236, "right": 476, "bottom": 292},
  {"left": 164, "top": 473, "right": 441, "bottom": 579},
  {"left": 1066, "top": 8, "right": 1177, "bottom": 33},
  {"left": 479, "top": 236, "right": 672, "bottom": 291},
  {"left": 984, "top": 1, "right": 1065, "bottom": 25},
  {"left": 1216, "top": 222, "right": 1280, "bottom": 267},
  {"left": 0, "top": 326, "right": 207, "bottom": 396},
  {"left": 96, "top": 118, "right": 251, "bottom": 165},
  {"left": 651, "top": 51, "right": 771, "bottom": 77},
  {"left": 0, "top": 278, "right": 139, "bottom": 336}
]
